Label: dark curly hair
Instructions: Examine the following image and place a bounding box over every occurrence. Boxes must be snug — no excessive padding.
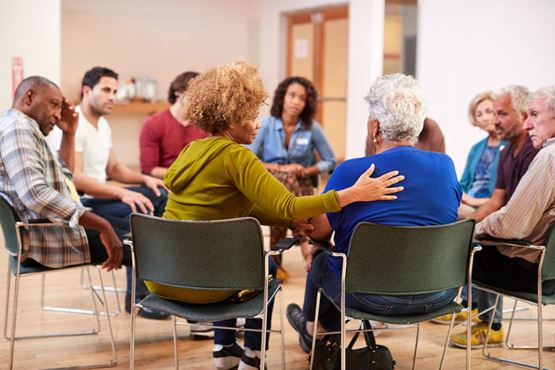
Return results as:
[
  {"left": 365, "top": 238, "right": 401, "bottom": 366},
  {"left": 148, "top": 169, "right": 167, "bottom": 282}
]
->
[{"left": 270, "top": 76, "right": 318, "bottom": 127}]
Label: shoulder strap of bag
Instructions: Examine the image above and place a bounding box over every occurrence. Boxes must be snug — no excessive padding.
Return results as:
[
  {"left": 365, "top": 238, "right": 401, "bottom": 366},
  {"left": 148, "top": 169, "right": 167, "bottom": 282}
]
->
[{"left": 361, "top": 320, "right": 378, "bottom": 348}]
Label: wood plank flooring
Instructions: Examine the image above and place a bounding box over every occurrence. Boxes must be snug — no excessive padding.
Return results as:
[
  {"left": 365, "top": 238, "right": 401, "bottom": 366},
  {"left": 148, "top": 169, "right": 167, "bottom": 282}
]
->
[{"left": 1, "top": 230, "right": 554, "bottom": 369}]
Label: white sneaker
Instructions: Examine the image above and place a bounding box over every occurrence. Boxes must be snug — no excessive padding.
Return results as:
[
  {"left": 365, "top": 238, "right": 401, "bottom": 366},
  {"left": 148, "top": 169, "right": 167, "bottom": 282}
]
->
[
  {"left": 190, "top": 321, "right": 215, "bottom": 339},
  {"left": 368, "top": 320, "right": 387, "bottom": 337}
]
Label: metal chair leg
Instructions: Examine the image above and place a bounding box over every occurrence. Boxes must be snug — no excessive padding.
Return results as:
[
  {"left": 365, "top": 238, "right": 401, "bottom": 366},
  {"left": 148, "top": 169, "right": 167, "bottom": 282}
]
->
[
  {"left": 411, "top": 323, "right": 420, "bottom": 370},
  {"left": 172, "top": 316, "right": 179, "bottom": 369},
  {"left": 279, "top": 288, "right": 286, "bottom": 370},
  {"left": 310, "top": 290, "right": 323, "bottom": 370}
]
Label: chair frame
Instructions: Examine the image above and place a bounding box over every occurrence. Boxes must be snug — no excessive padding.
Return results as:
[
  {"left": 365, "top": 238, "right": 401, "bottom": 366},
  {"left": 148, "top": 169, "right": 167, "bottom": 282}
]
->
[
  {"left": 309, "top": 220, "right": 479, "bottom": 370},
  {"left": 474, "top": 241, "right": 555, "bottom": 370},
  {"left": 127, "top": 215, "right": 289, "bottom": 370},
  {"left": 1, "top": 198, "right": 117, "bottom": 369}
]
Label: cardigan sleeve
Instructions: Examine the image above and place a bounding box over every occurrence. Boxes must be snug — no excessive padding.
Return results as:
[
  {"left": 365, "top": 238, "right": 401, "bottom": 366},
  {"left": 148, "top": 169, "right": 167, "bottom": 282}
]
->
[{"left": 225, "top": 145, "right": 341, "bottom": 223}]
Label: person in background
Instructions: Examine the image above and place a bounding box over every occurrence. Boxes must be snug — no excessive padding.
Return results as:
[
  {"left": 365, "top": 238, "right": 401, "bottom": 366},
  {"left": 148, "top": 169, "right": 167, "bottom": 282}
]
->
[
  {"left": 458, "top": 92, "right": 505, "bottom": 218},
  {"left": 286, "top": 73, "right": 461, "bottom": 354},
  {"left": 161, "top": 61, "right": 404, "bottom": 370},
  {"left": 248, "top": 76, "right": 336, "bottom": 281},
  {"left": 139, "top": 71, "right": 208, "bottom": 179},
  {"left": 50, "top": 66, "right": 169, "bottom": 319},
  {"left": 366, "top": 116, "right": 445, "bottom": 155},
  {"left": 450, "top": 85, "right": 555, "bottom": 348}
]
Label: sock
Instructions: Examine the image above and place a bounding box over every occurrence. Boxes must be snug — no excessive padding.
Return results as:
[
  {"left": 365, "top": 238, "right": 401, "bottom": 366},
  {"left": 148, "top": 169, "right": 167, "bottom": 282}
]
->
[
  {"left": 491, "top": 323, "right": 502, "bottom": 331},
  {"left": 244, "top": 347, "right": 261, "bottom": 359},
  {"left": 213, "top": 342, "right": 236, "bottom": 352}
]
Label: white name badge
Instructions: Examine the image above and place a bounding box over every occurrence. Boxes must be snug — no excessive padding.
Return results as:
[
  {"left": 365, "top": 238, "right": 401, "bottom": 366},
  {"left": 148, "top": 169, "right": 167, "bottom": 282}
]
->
[{"left": 296, "top": 137, "right": 309, "bottom": 145}]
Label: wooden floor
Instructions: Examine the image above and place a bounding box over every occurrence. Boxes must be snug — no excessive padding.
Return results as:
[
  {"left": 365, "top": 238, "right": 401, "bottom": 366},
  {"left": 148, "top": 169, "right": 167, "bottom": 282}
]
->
[{"left": 1, "top": 230, "right": 554, "bottom": 370}]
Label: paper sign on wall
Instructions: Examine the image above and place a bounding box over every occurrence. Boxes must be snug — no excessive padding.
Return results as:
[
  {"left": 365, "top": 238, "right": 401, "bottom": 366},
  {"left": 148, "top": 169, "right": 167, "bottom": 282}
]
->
[
  {"left": 294, "top": 39, "right": 309, "bottom": 59},
  {"left": 12, "top": 57, "right": 24, "bottom": 96}
]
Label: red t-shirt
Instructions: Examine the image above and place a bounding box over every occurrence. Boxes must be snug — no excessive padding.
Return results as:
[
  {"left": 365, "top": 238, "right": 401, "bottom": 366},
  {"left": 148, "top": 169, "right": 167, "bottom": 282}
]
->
[{"left": 139, "top": 109, "right": 208, "bottom": 174}]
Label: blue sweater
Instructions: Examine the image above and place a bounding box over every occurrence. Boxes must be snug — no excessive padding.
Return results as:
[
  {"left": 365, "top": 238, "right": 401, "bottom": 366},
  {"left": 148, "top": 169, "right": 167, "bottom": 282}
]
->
[
  {"left": 459, "top": 137, "right": 506, "bottom": 196},
  {"left": 325, "top": 146, "right": 462, "bottom": 275}
]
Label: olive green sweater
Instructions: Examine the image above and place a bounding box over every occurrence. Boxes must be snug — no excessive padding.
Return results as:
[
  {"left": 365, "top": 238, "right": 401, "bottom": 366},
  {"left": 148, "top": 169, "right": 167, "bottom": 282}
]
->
[{"left": 149, "top": 136, "right": 341, "bottom": 303}]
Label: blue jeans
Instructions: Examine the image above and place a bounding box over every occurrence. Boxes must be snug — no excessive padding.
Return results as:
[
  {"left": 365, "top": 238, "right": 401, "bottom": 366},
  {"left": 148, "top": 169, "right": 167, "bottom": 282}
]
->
[
  {"left": 303, "top": 253, "right": 458, "bottom": 331},
  {"left": 81, "top": 185, "right": 167, "bottom": 219},
  {"left": 214, "top": 259, "right": 277, "bottom": 351}
]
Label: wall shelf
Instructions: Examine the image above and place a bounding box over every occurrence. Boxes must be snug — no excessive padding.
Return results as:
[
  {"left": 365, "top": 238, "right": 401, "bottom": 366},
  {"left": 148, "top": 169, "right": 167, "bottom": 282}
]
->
[{"left": 112, "top": 101, "right": 169, "bottom": 115}]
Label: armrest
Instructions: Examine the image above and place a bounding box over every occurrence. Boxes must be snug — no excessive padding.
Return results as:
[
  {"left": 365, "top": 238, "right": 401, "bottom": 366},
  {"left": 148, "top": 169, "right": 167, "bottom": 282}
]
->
[
  {"left": 272, "top": 237, "right": 299, "bottom": 252},
  {"left": 475, "top": 236, "right": 545, "bottom": 251}
]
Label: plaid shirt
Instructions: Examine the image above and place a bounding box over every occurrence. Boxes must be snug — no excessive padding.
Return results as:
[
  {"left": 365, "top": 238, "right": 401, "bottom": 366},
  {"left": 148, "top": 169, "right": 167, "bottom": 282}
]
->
[
  {"left": 0, "top": 108, "right": 89, "bottom": 268},
  {"left": 476, "top": 138, "right": 555, "bottom": 263}
]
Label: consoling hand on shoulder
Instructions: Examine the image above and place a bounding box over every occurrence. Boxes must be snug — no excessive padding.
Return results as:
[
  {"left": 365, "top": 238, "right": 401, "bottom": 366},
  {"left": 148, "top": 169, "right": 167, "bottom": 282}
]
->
[{"left": 337, "top": 163, "right": 404, "bottom": 207}]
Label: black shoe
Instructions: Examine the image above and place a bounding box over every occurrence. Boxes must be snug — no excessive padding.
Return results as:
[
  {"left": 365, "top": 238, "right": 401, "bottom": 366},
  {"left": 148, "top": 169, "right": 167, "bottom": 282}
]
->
[
  {"left": 286, "top": 303, "right": 312, "bottom": 353},
  {"left": 239, "top": 352, "right": 267, "bottom": 370},
  {"left": 213, "top": 342, "right": 243, "bottom": 370},
  {"left": 125, "top": 294, "right": 170, "bottom": 320}
]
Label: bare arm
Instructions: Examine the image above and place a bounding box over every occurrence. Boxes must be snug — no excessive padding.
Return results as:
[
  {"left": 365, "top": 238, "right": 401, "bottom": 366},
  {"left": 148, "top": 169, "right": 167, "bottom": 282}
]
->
[
  {"left": 78, "top": 211, "right": 122, "bottom": 271},
  {"left": 56, "top": 99, "right": 79, "bottom": 171},
  {"left": 308, "top": 213, "right": 333, "bottom": 240},
  {"left": 462, "top": 193, "right": 490, "bottom": 207},
  {"left": 72, "top": 151, "right": 155, "bottom": 214},
  {"left": 149, "top": 166, "right": 169, "bottom": 179},
  {"left": 472, "top": 188, "right": 506, "bottom": 222}
]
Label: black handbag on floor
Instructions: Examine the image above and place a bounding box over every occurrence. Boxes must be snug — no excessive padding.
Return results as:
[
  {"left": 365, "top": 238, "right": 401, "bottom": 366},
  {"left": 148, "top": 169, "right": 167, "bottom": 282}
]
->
[{"left": 311, "top": 320, "right": 395, "bottom": 370}]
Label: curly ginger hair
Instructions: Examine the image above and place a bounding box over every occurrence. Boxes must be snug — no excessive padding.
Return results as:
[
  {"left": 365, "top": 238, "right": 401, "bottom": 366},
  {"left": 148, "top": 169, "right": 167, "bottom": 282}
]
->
[{"left": 184, "top": 61, "right": 267, "bottom": 134}]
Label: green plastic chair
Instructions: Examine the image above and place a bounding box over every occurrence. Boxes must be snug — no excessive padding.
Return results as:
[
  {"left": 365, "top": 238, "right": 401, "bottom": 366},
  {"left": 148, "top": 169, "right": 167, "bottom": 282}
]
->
[
  {"left": 310, "top": 219, "right": 478, "bottom": 370},
  {"left": 127, "top": 214, "right": 291, "bottom": 370},
  {"left": 473, "top": 225, "right": 555, "bottom": 370},
  {"left": 0, "top": 195, "right": 117, "bottom": 370}
]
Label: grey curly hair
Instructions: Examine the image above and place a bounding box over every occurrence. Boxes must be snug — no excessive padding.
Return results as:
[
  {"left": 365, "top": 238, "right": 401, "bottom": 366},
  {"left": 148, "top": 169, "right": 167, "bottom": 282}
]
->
[{"left": 364, "top": 73, "right": 427, "bottom": 144}]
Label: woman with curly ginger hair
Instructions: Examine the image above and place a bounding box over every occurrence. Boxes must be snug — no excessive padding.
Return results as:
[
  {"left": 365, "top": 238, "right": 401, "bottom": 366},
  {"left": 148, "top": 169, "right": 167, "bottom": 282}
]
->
[
  {"left": 157, "top": 61, "right": 404, "bottom": 370},
  {"left": 249, "top": 77, "right": 336, "bottom": 281}
]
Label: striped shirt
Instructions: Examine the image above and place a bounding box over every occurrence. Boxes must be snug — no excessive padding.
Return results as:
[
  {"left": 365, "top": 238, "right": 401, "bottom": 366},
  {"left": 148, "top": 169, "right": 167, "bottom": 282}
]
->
[
  {"left": 0, "top": 108, "right": 89, "bottom": 268},
  {"left": 476, "top": 137, "right": 555, "bottom": 263}
]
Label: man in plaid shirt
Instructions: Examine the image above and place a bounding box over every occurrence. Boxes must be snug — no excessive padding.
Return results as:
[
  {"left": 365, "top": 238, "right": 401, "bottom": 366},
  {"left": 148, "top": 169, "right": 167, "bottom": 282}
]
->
[{"left": 0, "top": 76, "right": 123, "bottom": 272}]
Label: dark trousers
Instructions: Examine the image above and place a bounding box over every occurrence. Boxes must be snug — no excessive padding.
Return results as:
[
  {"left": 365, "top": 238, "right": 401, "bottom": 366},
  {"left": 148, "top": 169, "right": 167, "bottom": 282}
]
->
[
  {"left": 214, "top": 259, "right": 277, "bottom": 351},
  {"left": 303, "top": 253, "right": 458, "bottom": 331},
  {"left": 81, "top": 186, "right": 167, "bottom": 219},
  {"left": 473, "top": 246, "right": 555, "bottom": 323}
]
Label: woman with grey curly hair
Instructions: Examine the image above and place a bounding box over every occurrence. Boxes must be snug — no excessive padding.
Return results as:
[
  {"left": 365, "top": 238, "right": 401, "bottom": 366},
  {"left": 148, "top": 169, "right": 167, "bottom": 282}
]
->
[
  {"left": 157, "top": 62, "right": 404, "bottom": 370},
  {"left": 287, "top": 74, "right": 463, "bottom": 354}
]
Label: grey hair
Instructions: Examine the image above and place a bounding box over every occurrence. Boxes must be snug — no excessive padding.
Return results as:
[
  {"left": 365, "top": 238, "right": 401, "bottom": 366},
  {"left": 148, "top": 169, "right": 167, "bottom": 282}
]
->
[
  {"left": 492, "top": 85, "right": 529, "bottom": 117},
  {"left": 364, "top": 73, "right": 427, "bottom": 144},
  {"left": 529, "top": 86, "right": 555, "bottom": 115},
  {"left": 13, "top": 76, "right": 58, "bottom": 103}
]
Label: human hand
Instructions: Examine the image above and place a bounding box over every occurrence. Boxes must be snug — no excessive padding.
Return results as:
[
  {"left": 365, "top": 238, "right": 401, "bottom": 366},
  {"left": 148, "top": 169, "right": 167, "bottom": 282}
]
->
[
  {"left": 351, "top": 164, "right": 405, "bottom": 202},
  {"left": 290, "top": 219, "right": 314, "bottom": 234},
  {"left": 99, "top": 226, "right": 123, "bottom": 271},
  {"left": 142, "top": 175, "right": 168, "bottom": 196},
  {"left": 119, "top": 188, "right": 155, "bottom": 214},
  {"left": 56, "top": 98, "right": 79, "bottom": 134}
]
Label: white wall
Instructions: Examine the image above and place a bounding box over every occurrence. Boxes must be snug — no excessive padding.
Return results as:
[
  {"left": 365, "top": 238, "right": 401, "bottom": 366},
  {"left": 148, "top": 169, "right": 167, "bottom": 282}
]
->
[
  {"left": 0, "top": 0, "right": 61, "bottom": 110},
  {"left": 418, "top": 0, "right": 555, "bottom": 175},
  {"left": 61, "top": 0, "right": 260, "bottom": 165}
]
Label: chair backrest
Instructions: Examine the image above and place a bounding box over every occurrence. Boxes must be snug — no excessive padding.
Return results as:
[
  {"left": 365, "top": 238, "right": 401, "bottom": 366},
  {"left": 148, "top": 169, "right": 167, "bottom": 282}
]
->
[
  {"left": 345, "top": 219, "right": 475, "bottom": 295},
  {"left": 0, "top": 195, "right": 21, "bottom": 255},
  {"left": 130, "top": 214, "right": 265, "bottom": 291},
  {"left": 541, "top": 224, "right": 555, "bottom": 282}
]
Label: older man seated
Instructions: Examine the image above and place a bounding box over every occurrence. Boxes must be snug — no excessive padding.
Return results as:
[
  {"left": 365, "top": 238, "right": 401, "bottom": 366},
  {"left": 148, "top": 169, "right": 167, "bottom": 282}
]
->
[{"left": 286, "top": 73, "right": 462, "bottom": 352}]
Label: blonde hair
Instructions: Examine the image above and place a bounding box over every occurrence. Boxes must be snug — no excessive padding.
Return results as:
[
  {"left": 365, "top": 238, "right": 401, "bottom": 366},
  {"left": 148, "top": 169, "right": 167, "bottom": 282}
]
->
[
  {"left": 467, "top": 91, "right": 493, "bottom": 126},
  {"left": 184, "top": 61, "right": 267, "bottom": 134}
]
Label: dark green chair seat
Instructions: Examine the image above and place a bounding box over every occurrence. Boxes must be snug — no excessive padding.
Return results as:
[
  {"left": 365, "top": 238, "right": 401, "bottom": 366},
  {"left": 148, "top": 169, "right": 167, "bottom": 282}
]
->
[
  {"left": 128, "top": 214, "right": 288, "bottom": 370},
  {"left": 472, "top": 226, "right": 555, "bottom": 369},
  {"left": 311, "top": 220, "right": 477, "bottom": 370},
  {"left": 0, "top": 195, "right": 117, "bottom": 370},
  {"left": 138, "top": 279, "right": 280, "bottom": 322}
]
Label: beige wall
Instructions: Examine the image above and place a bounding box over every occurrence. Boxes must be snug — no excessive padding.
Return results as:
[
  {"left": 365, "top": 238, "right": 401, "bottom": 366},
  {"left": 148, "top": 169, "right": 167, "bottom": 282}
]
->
[
  {"left": 61, "top": 0, "right": 260, "bottom": 165},
  {"left": 0, "top": 1, "right": 61, "bottom": 110}
]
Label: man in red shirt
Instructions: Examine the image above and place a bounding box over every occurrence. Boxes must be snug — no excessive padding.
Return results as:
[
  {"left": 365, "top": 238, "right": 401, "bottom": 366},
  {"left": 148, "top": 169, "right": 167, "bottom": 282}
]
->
[{"left": 139, "top": 71, "right": 208, "bottom": 179}]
